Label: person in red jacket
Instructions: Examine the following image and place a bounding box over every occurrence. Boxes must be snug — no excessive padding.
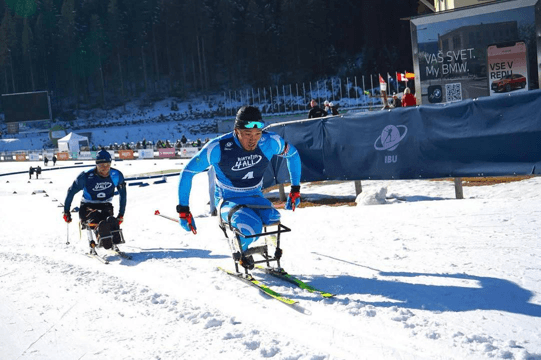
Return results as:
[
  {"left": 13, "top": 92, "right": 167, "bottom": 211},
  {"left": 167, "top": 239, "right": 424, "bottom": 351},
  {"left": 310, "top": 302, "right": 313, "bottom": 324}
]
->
[{"left": 402, "top": 87, "right": 417, "bottom": 107}]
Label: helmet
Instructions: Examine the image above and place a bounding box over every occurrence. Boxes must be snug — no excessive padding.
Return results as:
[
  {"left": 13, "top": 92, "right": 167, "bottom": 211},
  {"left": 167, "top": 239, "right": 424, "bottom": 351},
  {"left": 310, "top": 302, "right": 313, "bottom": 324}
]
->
[
  {"left": 96, "top": 150, "right": 112, "bottom": 164},
  {"left": 324, "top": 100, "right": 329, "bottom": 106},
  {"left": 234, "top": 106, "right": 264, "bottom": 129},
  {"left": 329, "top": 102, "right": 334, "bottom": 107}
]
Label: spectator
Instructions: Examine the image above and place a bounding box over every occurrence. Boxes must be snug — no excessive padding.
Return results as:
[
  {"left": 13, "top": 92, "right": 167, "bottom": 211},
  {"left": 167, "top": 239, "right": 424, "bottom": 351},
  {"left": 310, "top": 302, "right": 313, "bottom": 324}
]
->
[
  {"left": 329, "top": 102, "right": 339, "bottom": 116},
  {"left": 402, "top": 88, "right": 417, "bottom": 107},
  {"left": 53, "top": 155, "right": 57, "bottom": 166},
  {"left": 36, "top": 166, "right": 41, "bottom": 179},
  {"left": 29, "top": 166, "right": 34, "bottom": 179},
  {"left": 381, "top": 90, "right": 391, "bottom": 110},
  {"left": 181, "top": 135, "right": 188, "bottom": 147},
  {"left": 323, "top": 100, "right": 331, "bottom": 113},
  {"left": 391, "top": 94, "right": 401, "bottom": 108},
  {"left": 44, "top": 156, "right": 49, "bottom": 166},
  {"left": 308, "top": 99, "right": 327, "bottom": 118}
]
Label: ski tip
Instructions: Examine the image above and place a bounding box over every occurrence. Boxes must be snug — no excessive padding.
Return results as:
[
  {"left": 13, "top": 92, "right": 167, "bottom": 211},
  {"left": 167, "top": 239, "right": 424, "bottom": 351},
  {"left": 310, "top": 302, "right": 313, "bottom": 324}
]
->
[
  {"left": 154, "top": 210, "right": 161, "bottom": 215},
  {"left": 292, "top": 304, "right": 312, "bottom": 315}
]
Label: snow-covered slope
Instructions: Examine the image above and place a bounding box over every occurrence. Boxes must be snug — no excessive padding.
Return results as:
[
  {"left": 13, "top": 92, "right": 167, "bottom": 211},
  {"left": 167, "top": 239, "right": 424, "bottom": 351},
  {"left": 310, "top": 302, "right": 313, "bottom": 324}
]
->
[{"left": 1, "top": 160, "right": 540, "bottom": 359}]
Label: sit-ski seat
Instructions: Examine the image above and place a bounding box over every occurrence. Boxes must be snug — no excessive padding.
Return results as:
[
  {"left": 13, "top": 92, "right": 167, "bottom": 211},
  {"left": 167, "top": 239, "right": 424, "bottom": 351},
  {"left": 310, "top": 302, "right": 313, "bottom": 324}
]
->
[
  {"left": 218, "top": 203, "right": 291, "bottom": 273},
  {"left": 82, "top": 216, "right": 125, "bottom": 250}
]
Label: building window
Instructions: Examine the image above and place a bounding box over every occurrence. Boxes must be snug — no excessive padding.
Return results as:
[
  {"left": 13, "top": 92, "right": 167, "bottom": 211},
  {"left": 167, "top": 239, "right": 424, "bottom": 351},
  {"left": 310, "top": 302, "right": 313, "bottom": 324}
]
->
[{"left": 453, "top": 35, "right": 461, "bottom": 48}]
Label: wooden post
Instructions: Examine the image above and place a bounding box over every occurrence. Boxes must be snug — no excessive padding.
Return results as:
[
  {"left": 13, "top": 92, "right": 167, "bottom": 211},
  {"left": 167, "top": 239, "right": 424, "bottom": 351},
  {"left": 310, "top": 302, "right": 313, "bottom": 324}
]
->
[
  {"left": 279, "top": 184, "right": 287, "bottom": 201},
  {"left": 454, "top": 177, "right": 464, "bottom": 199},
  {"left": 354, "top": 180, "right": 362, "bottom": 196}
]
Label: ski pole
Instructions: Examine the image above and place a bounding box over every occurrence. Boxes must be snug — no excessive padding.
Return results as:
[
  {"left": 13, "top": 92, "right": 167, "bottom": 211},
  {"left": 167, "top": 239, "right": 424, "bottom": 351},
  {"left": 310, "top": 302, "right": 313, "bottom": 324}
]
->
[
  {"left": 66, "top": 222, "right": 70, "bottom": 245},
  {"left": 154, "top": 210, "right": 178, "bottom": 222},
  {"left": 155, "top": 210, "right": 196, "bottom": 234}
]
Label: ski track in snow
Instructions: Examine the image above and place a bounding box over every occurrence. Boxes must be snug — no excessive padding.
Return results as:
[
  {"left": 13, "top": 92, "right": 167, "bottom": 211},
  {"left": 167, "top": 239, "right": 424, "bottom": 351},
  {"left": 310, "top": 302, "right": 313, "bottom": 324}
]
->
[{"left": 1, "top": 161, "right": 541, "bottom": 359}]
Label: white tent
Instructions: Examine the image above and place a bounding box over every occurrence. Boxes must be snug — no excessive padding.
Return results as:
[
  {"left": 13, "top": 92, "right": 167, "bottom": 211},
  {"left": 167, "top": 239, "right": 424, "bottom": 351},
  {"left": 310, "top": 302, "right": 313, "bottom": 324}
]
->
[{"left": 57, "top": 132, "right": 89, "bottom": 153}]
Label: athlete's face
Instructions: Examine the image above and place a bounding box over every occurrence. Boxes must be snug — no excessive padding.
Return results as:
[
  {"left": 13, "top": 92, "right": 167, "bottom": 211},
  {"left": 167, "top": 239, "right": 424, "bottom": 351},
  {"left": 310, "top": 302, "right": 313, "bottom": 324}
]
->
[
  {"left": 96, "top": 162, "right": 111, "bottom": 177},
  {"left": 235, "top": 128, "right": 262, "bottom": 151}
]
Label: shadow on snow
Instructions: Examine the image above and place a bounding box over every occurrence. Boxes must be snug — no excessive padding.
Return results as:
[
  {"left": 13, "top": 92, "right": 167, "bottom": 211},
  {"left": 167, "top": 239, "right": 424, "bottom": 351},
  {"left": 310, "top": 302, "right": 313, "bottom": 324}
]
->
[
  {"left": 121, "top": 247, "right": 229, "bottom": 264},
  {"left": 313, "top": 270, "right": 541, "bottom": 317}
]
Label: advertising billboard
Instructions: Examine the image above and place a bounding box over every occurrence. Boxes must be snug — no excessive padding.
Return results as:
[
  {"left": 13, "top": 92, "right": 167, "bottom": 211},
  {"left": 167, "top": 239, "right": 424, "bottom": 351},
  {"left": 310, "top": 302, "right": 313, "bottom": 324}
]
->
[
  {"left": 1, "top": 91, "right": 52, "bottom": 123},
  {"left": 487, "top": 41, "right": 528, "bottom": 96},
  {"left": 56, "top": 152, "right": 69, "bottom": 161},
  {"left": 119, "top": 150, "right": 134, "bottom": 160},
  {"left": 138, "top": 149, "right": 154, "bottom": 159},
  {"left": 410, "top": 0, "right": 540, "bottom": 104},
  {"left": 180, "top": 147, "right": 199, "bottom": 158},
  {"left": 158, "top": 148, "right": 176, "bottom": 158}
]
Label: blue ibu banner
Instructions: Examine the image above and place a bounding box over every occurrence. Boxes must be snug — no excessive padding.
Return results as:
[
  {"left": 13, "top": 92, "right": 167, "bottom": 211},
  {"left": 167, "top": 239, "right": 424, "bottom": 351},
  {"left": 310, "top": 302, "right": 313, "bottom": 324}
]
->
[{"left": 264, "top": 89, "right": 541, "bottom": 187}]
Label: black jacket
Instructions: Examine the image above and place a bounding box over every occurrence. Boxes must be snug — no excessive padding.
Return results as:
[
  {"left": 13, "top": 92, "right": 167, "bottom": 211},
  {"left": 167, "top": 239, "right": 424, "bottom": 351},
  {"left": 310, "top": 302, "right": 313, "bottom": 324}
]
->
[{"left": 308, "top": 106, "right": 327, "bottom": 119}]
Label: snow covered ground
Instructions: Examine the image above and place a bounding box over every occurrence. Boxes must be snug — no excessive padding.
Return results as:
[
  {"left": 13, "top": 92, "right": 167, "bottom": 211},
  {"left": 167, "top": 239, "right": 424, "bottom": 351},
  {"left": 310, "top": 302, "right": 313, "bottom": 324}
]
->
[{"left": 1, "top": 159, "right": 540, "bottom": 360}]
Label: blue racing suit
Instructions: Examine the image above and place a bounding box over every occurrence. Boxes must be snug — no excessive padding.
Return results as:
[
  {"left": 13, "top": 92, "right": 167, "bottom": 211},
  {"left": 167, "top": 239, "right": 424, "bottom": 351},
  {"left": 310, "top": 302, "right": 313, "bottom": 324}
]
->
[
  {"left": 178, "top": 131, "right": 301, "bottom": 250},
  {"left": 64, "top": 167, "right": 127, "bottom": 217}
]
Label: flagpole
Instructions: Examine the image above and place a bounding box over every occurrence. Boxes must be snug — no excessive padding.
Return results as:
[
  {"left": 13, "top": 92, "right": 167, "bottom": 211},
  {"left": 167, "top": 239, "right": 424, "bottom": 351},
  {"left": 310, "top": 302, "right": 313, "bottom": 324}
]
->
[
  {"left": 405, "top": 70, "right": 408, "bottom": 89},
  {"left": 370, "top": 75, "right": 374, "bottom": 109},
  {"left": 378, "top": 73, "right": 381, "bottom": 107}
]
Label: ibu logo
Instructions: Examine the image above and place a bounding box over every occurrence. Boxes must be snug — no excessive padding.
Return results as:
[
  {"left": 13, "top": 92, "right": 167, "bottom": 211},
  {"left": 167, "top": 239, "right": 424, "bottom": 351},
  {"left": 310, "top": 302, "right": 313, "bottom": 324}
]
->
[
  {"left": 384, "top": 155, "right": 397, "bottom": 163},
  {"left": 374, "top": 125, "right": 408, "bottom": 152},
  {"left": 374, "top": 124, "right": 407, "bottom": 165}
]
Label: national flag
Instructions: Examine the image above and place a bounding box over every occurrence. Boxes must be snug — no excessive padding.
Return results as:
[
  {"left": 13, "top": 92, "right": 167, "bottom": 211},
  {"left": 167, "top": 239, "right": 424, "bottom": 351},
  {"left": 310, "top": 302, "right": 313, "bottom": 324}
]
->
[
  {"left": 397, "top": 72, "right": 406, "bottom": 82},
  {"left": 405, "top": 72, "right": 415, "bottom": 79},
  {"left": 379, "top": 75, "right": 385, "bottom": 84}
]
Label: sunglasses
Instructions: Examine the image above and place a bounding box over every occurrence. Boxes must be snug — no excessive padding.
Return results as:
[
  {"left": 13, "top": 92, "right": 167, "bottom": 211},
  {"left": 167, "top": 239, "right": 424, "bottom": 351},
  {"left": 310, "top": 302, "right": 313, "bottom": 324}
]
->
[{"left": 244, "top": 121, "right": 264, "bottom": 129}]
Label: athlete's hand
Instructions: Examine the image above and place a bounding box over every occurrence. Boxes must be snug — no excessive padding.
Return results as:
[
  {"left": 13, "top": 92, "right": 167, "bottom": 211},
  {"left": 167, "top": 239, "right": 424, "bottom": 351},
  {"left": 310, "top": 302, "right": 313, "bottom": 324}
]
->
[
  {"left": 177, "top": 205, "right": 197, "bottom": 234},
  {"left": 63, "top": 212, "right": 72, "bottom": 223},
  {"left": 285, "top": 185, "right": 301, "bottom": 211}
]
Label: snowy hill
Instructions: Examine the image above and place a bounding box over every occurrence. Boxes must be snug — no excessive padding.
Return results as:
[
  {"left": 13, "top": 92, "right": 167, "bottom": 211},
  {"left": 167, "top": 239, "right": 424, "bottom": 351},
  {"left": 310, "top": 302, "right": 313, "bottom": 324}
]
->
[{"left": 0, "top": 97, "right": 229, "bottom": 152}]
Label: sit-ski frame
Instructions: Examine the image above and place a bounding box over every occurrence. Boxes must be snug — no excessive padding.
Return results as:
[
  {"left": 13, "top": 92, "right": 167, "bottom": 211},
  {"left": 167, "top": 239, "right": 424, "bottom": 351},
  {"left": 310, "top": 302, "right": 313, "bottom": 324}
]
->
[
  {"left": 82, "top": 221, "right": 126, "bottom": 255},
  {"left": 218, "top": 203, "right": 291, "bottom": 274}
]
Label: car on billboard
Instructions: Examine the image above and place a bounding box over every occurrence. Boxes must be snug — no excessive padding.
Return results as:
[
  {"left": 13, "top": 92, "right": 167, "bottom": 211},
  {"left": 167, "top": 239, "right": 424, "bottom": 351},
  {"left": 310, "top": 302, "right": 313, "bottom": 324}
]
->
[{"left": 491, "top": 74, "right": 526, "bottom": 92}]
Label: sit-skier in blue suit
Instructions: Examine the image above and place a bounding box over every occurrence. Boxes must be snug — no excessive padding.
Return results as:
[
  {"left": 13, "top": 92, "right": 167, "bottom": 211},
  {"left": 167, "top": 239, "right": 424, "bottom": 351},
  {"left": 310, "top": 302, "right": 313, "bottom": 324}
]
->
[{"left": 177, "top": 105, "right": 302, "bottom": 269}]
